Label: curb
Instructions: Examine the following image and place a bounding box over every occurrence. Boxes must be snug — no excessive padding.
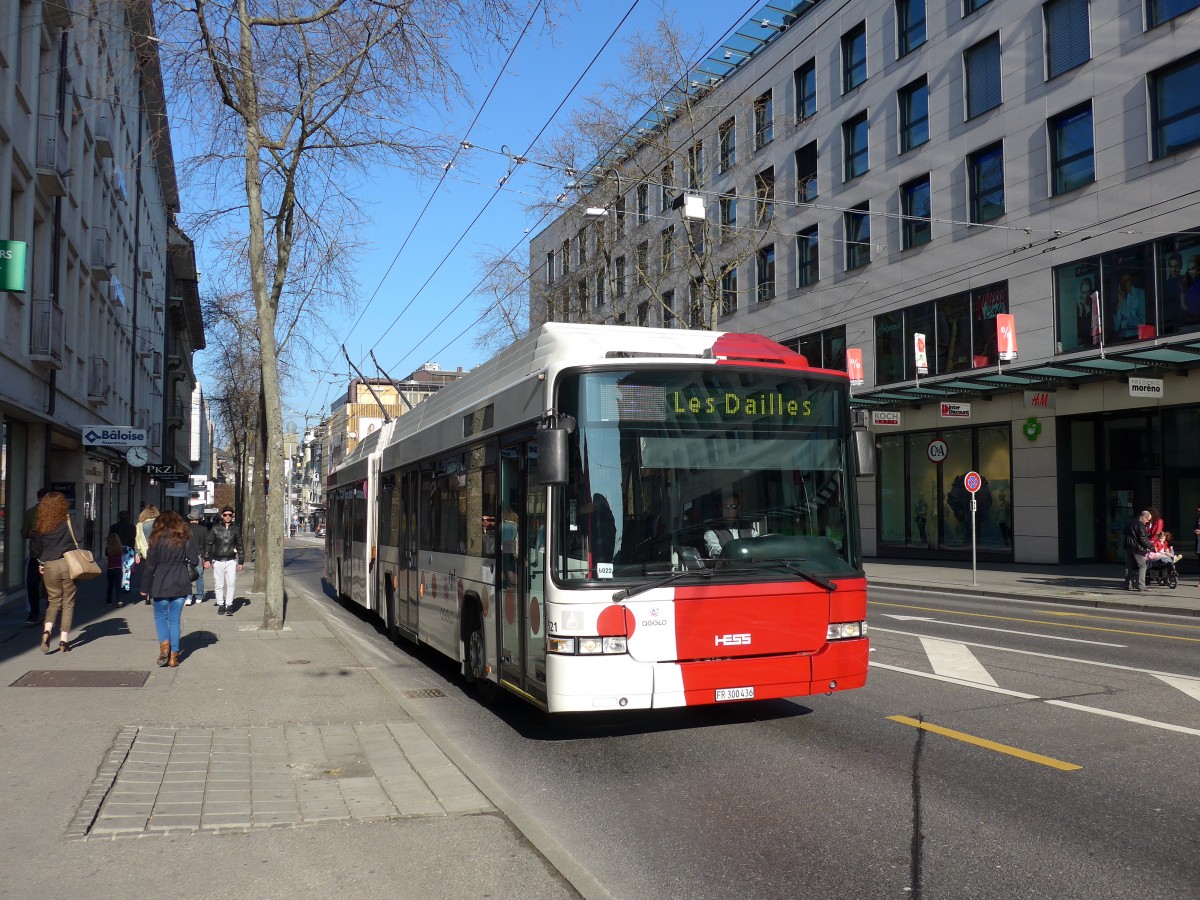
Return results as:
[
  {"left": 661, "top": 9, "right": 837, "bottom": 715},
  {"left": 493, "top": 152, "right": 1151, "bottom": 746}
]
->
[{"left": 870, "top": 578, "right": 1200, "bottom": 618}]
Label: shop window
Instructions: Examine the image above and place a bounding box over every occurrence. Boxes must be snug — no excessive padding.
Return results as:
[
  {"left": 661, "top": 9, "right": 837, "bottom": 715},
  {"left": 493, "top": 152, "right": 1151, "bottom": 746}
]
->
[
  {"left": 971, "top": 282, "right": 1009, "bottom": 367},
  {"left": 875, "top": 310, "right": 905, "bottom": 383},
  {"left": 1155, "top": 232, "right": 1200, "bottom": 336},
  {"left": 1053, "top": 257, "right": 1101, "bottom": 352},
  {"left": 1103, "top": 245, "right": 1156, "bottom": 343}
]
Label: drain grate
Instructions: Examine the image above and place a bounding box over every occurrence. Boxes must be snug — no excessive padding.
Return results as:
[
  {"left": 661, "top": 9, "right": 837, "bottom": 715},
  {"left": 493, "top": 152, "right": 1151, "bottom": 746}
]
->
[
  {"left": 402, "top": 688, "right": 446, "bottom": 699},
  {"left": 11, "top": 670, "right": 150, "bottom": 688}
]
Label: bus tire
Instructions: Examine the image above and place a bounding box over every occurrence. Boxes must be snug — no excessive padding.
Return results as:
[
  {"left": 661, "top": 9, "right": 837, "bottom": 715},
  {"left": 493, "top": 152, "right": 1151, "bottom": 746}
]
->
[{"left": 464, "top": 606, "right": 496, "bottom": 702}]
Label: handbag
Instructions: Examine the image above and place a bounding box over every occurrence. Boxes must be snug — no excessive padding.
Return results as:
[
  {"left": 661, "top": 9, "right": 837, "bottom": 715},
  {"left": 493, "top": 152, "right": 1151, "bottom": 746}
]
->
[{"left": 64, "top": 520, "right": 102, "bottom": 580}]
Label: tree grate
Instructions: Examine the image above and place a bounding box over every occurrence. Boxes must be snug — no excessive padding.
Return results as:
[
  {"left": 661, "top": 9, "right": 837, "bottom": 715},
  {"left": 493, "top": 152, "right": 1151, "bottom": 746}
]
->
[
  {"left": 401, "top": 688, "right": 446, "bottom": 699},
  {"left": 10, "top": 670, "right": 150, "bottom": 688}
]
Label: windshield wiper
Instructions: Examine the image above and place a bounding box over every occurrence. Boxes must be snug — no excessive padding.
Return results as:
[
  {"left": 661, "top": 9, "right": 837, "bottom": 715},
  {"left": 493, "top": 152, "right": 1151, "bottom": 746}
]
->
[
  {"left": 611, "top": 568, "right": 713, "bottom": 602},
  {"left": 713, "top": 557, "right": 836, "bottom": 592}
]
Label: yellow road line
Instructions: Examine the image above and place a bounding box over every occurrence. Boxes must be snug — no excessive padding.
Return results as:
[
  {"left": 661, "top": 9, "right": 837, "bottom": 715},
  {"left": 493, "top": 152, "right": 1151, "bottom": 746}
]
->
[
  {"left": 871, "top": 600, "right": 1200, "bottom": 643},
  {"left": 1041, "top": 610, "right": 1200, "bottom": 630},
  {"left": 887, "top": 715, "right": 1082, "bottom": 771}
]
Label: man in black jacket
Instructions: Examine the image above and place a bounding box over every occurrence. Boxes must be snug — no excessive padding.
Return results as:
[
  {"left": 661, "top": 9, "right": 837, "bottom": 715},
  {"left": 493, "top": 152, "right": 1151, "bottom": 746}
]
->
[
  {"left": 204, "top": 506, "right": 244, "bottom": 615},
  {"left": 1123, "top": 509, "right": 1154, "bottom": 592}
]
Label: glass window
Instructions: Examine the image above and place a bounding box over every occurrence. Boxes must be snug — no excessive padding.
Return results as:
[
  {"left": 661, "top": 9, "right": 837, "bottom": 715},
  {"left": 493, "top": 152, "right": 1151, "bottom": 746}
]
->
[
  {"left": 561, "top": 239, "right": 570, "bottom": 275},
  {"left": 720, "top": 266, "right": 738, "bottom": 316},
  {"left": 662, "top": 289, "right": 675, "bottom": 327},
  {"left": 845, "top": 203, "right": 871, "bottom": 270},
  {"left": 964, "top": 0, "right": 992, "bottom": 12},
  {"left": 636, "top": 184, "right": 648, "bottom": 224},
  {"left": 1103, "top": 244, "right": 1156, "bottom": 343},
  {"left": 964, "top": 33, "right": 1002, "bottom": 118},
  {"left": 902, "top": 175, "right": 932, "bottom": 249},
  {"left": 797, "top": 226, "right": 819, "bottom": 287},
  {"left": 719, "top": 191, "right": 736, "bottom": 238},
  {"left": 1044, "top": 0, "right": 1090, "bottom": 79},
  {"left": 1053, "top": 257, "right": 1101, "bottom": 352},
  {"left": 906, "top": 301, "right": 935, "bottom": 379},
  {"left": 755, "top": 166, "right": 774, "bottom": 224},
  {"left": 1156, "top": 232, "right": 1200, "bottom": 336},
  {"left": 843, "top": 112, "right": 869, "bottom": 180},
  {"left": 1148, "top": 0, "right": 1200, "bottom": 28},
  {"left": 796, "top": 142, "right": 818, "bottom": 202},
  {"left": 843, "top": 23, "right": 867, "bottom": 92},
  {"left": 899, "top": 76, "right": 929, "bottom": 152},
  {"left": 614, "top": 256, "right": 626, "bottom": 299},
  {"left": 1151, "top": 51, "right": 1200, "bottom": 159},
  {"left": 969, "top": 142, "right": 1005, "bottom": 222},
  {"left": 546, "top": 251, "right": 555, "bottom": 285},
  {"left": 878, "top": 434, "right": 907, "bottom": 546},
  {"left": 660, "top": 162, "right": 674, "bottom": 211},
  {"left": 795, "top": 59, "right": 816, "bottom": 120},
  {"left": 687, "top": 142, "right": 703, "bottom": 189},
  {"left": 971, "top": 281, "right": 1009, "bottom": 366},
  {"left": 875, "top": 310, "right": 905, "bottom": 384},
  {"left": 754, "top": 90, "right": 773, "bottom": 149},
  {"left": 689, "top": 279, "right": 704, "bottom": 327},
  {"left": 1049, "top": 103, "right": 1094, "bottom": 195},
  {"left": 660, "top": 225, "right": 674, "bottom": 272},
  {"left": 907, "top": 432, "right": 938, "bottom": 549},
  {"left": 637, "top": 301, "right": 649, "bottom": 327},
  {"left": 756, "top": 244, "right": 776, "bottom": 302},
  {"left": 635, "top": 241, "right": 648, "bottom": 284},
  {"left": 594, "top": 270, "right": 605, "bottom": 308},
  {"left": 897, "top": 0, "right": 927, "bottom": 57},
  {"left": 718, "top": 117, "right": 736, "bottom": 172},
  {"left": 615, "top": 196, "right": 626, "bottom": 238},
  {"left": 935, "top": 293, "right": 972, "bottom": 373}
]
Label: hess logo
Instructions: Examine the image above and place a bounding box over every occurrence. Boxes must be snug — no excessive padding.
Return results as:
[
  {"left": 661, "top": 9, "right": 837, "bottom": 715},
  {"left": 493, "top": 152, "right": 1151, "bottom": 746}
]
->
[{"left": 715, "top": 633, "right": 751, "bottom": 646}]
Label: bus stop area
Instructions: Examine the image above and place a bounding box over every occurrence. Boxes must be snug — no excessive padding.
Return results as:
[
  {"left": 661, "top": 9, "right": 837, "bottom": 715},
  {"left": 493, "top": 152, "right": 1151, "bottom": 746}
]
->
[{"left": 0, "top": 552, "right": 1197, "bottom": 897}]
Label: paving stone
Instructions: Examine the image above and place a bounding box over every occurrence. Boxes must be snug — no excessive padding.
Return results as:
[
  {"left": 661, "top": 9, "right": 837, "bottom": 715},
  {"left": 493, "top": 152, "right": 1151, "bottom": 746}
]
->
[{"left": 199, "top": 814, "right": 252, "bottom": 828}]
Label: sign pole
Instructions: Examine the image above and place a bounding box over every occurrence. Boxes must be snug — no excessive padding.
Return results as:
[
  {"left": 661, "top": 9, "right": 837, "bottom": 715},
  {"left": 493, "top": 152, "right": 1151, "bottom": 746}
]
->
[
  {"left": 963, "top": 470, "right": 983, "bottom": 586},
  {"left": 971, "top": 496, "right": 978, "bottom": 586}
]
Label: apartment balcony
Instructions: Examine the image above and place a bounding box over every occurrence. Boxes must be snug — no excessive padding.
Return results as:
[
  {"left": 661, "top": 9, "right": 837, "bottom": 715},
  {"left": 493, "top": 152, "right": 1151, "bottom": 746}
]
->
[
  {"left": 88, "top": 356, "right": 110, "bottom": 404},
  {"left": 95, "top": 100, "right": 114, "bottom": 158},
  {"left": 29, "top": 298, "right": 64, "bottom": 369},
  {"left": 90, "top": 228, "right": 111, "bottom": 281},
  {"left": 166, "top": 400, "right": 186, "bottom": 428},
  {"left": 139, "top": 242, "right": 155, "bottom": 279},
  {"left": 37, "top": 115, "right": 70, "bottom": 197},
  {"left": 151, "top": 351, "right": 163, "bottom": 380},
  {"left": 167, "top": 337, "right": 184, "bottom": 368}
]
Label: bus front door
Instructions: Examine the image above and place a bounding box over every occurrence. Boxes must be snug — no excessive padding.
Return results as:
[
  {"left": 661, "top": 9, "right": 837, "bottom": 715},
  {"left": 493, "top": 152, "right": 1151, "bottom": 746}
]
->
[{"left": 499, "top": 440, "right": 547, "bottom": 705}]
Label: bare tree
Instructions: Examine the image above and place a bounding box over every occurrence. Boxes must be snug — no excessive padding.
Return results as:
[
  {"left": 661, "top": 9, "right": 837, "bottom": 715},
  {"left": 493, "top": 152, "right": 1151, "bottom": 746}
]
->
[
  {"left": 155, "top": 0, "right": 531, "bottom": 629},
  {"left": 471, "top": 246, "right": 533, "bottom": 356}
]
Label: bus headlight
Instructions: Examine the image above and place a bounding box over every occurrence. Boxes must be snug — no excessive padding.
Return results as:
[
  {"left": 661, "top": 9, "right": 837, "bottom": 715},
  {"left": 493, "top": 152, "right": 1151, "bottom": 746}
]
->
[
  {"left": 550, "top": 636, "right": 628, "bottom": 655},
  {"left": 827, "top": 621, "right": 865, "bottom": 640},
  {"left": 547, "top": 637, "right": 576, "bottom": 654}
]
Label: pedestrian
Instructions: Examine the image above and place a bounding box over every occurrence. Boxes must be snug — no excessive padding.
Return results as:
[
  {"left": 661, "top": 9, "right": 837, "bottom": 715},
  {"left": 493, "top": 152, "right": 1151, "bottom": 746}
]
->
[
  {"left": 20, "top": 488, "right": 49, "bottom": 624},
  {"left": 1122, "top": 509, "right": 1155, "bottom": 592},
  {"left": 107, "top": 510, "right": 137, "bottom": 599},
  {"left": 105, "top": 531, "right": 124, "bottom": 605},
  {"left": 29, "top": 491, "right": 77, "bottom": 653},
  {"left": 139, "top": 511, "right": 202, "bottom": 668},
  {"left": 187, "top": 513, "right": 209, "bottom": 605},
  {"left": 134, "top": 505, "right": 159, "bottom": 605},
  {"left": 204, "top": 506, "right": 244, "bottom": 615}
]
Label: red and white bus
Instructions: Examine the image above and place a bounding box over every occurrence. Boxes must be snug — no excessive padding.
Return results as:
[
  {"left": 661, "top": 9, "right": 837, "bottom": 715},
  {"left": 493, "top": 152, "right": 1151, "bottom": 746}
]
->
[{"left": 326, "top": 323, "right": 872, "bottom": 712}]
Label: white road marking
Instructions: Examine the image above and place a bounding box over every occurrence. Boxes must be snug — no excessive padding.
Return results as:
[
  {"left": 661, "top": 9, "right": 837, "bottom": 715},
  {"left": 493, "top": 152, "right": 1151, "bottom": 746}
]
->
[
  {"left": 1153, "top": 674, "right": 1200, "bottom": 704},
  {"left": 919, "top": 637, "right": 998, "bottom": 686},
  {"left": 879, "top": 614, "right": 1126, "bottom": 647}
]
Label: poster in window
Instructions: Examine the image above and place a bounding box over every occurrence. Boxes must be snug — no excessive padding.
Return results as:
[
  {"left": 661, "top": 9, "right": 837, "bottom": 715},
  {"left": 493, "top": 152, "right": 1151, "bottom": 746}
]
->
[{"left": 1157, "top": 231, "right": 1200, "bottom": 337}]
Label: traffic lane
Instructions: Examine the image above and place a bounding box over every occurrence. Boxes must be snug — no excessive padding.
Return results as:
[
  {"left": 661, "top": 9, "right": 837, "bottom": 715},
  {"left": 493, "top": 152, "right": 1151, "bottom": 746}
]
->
[{"left": 869, "top": 588, "right": 1200, "bottom": 678}]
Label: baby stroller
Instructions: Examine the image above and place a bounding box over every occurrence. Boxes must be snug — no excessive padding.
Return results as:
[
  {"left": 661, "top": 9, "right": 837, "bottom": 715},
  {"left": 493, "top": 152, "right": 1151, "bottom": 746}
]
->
[{"left": 1147, "top": 554, "right": 1179, "bottom": 589}]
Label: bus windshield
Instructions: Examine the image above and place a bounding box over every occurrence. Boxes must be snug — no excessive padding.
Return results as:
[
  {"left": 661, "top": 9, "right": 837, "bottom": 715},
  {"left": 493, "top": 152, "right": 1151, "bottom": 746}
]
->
[{"left": 552, "top": 367, "right": 860, "bottom": 586}]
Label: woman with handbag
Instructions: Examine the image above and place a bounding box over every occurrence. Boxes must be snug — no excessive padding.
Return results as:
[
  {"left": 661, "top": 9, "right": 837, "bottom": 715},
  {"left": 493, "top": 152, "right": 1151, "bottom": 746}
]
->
[
  {"left": 139, "top": 511, "right": 201, "bottom": 668},
  {"left": 29, "top": 491, "right": 77, "bottom": 653}
]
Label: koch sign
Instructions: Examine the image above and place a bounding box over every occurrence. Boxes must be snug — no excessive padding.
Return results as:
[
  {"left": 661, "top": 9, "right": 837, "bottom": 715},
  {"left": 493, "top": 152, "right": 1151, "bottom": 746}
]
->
[
  {"left": 1128, "top": 377, "right": 1163, "bottom": 399},
  {"left": 872, "top": 410, "right": 902, "bottom": 427},
  {"left": 82, "top": 426, "right": 147, "bottom": 447},
  {"left": 940, "top": 402, "right": 971, "bottom": 419}
]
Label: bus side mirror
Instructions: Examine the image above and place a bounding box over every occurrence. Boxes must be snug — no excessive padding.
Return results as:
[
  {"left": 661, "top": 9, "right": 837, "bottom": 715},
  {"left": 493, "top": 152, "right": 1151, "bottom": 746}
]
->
[
  {"left": 852, "top": 425, "right": 876, "bottom": 477},
  {"left": 539, "top": 428, "right": 569, "bottom": 485}
]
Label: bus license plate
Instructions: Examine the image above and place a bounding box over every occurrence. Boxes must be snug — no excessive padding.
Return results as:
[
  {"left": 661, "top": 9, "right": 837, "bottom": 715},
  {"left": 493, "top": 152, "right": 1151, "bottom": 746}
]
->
[{"left": 715, "top": 686, "right": 754, "bottom": 702}]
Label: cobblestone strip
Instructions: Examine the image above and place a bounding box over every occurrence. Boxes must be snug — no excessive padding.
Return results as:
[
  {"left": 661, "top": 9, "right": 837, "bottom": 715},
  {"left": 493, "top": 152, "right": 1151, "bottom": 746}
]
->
[
  {"left": 386, "top": 721, "right": 493, "bottom": 815},
  {"left": 201, "top": 726, "right": 252, "bottom": 830},
  {"left": 91, "top": 727, "right": 173, "bottom": 836},
  {"left": 67, "top": 725, "right": 139, "bottom": 839}
]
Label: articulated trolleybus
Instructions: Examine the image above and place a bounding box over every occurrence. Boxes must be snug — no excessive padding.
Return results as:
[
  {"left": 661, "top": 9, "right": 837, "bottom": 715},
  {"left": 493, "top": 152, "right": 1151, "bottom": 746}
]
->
[{"left": 327, "top": 323, "right": 871, "bottom": 713}]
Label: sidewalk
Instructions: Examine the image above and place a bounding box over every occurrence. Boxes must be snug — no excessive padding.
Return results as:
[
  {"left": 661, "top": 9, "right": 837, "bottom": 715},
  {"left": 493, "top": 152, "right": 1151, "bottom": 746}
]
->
[
  {"left": 864, "top": 557, "right": 1200, "bottom": 617},
  {"left": 0, "top": 558, "right": 575, "bottom": 899}
]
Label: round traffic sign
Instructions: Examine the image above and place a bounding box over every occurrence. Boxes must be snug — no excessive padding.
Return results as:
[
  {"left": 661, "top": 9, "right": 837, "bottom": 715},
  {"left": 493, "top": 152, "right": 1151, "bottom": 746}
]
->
[
  {"left": 927, "top": 439, "right": 948, "bottom": 464},
  {"left": 964, "top": 471, "right": 982, "bottom": 493}
]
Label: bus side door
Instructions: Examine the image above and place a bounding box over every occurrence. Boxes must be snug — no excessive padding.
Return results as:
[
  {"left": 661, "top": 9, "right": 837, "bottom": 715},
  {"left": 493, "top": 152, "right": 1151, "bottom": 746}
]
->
[{"left": 498, "top": 439, "right": 547, "bottom": 705}]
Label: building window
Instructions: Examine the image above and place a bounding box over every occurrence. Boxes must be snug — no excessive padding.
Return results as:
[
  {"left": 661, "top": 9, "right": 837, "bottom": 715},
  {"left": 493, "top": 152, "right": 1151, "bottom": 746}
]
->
[
  {"left": 637, "top": 301, "right": 649, "bottom": 327},
  {"left": 897, "top": 0, "right": 927, "bottom": 57},
  {"left": 795, "top": 142, "right": 818, "bottom": 203},
  {"left": 1151, "top": 51, "right": 1200, "bottom": 159},
  {"left": 845, "top": 204, "right": 871, "bottom": 270},
  {"left": 721, "top": 266, "right": 738, "bottom": 315},
  {"left": 795, "top": 59, "right": 816, "bottom": 121},
  {"left": 964, "top": 33, "right": 1002, "bottom": 118},
  {"left": 577, "top": 279, "right": 588, "bottom": 318},
  {"left": 842, "top": 22, "right": 867, "bottom": 92},
  {"left": 719, "top": 191, "right": 736, "bottom": 238},
  {"left": 594, "top": 271, "right": 605, "bottom": 308},
  {"left": 546, "top": 250, "right": 555, "bottom": 285},
  {"left": 754, "top": 90, "right": 773, "bottom": 150},
  {"left": 1148, "top": 0, "right": 1200, "bottom": 28},
  {"left": 843, "top": 112, "right": 869, "bottom": 180},
  {"left": 662, "top": 289, "right": 675, "bottom": 328},
  {"left": 797, "top": 226, "right": 819, "bottom": 287},
  {"left": 899, "top": 76, "right": 929, "bottom": 152},
  {"left": 791, "top": 324, "right": 846, "bottom": 369},
  {"left": 1049, "top": 103, "right": 1094, "bottom": 195},
  {"left": 755, "top": 166, "right": 775, "bottom": 225},
  {"left": 687, "top": 142, "right": 703, "bottom": 189},
  {"left": 689, "top": 220, "right": 705, "bottom": 257},
  {"left": 614, "top": 256, "right": 626, "bottom": 298},
  {"left": 660, "top": 225, "right": 675, "bottom": 272},
  {"left": 660, "top": 162, "right": 674, "bottom": 211},
  {"left": 718, "top": 117, "right": 736, "bottom": 172},
  {"left": 690, "top": 279, "right": 705, "bottom": 327},
  {"left": 756, "top": 244, "right": 776, "bottom": 302},
  {"left": 636, "top": 241, "right": 649, "bottom": 283},
  {"left": 576, "top": 233, "right": 586, "bottom": 267},
  {"left": 968, "top": 143, "right": 1005, "bottom": 223},
  {"left": 636, "top": 183, "right": 648, "bottom": 224},
  {"left": 1044, "top": 0, "right": 1090, "bottom": 79},
  {"left": 615, "top": 196, "right": 626, "bottom": 238},
  {"left": 561, "top": 239, "right": 570, "bottom": 275},
  {"left": 964, "top": 0, "right": 992, "bottom": 14},
  {"left": 902, "top": 175, "right": 932, "bottom": 248}
]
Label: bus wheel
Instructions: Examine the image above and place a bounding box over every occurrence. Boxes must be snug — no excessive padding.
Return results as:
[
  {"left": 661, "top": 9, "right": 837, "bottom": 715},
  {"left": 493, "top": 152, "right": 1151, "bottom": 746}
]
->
[{"left": 465, "top": 612, "right": 496, "bottom": 702}]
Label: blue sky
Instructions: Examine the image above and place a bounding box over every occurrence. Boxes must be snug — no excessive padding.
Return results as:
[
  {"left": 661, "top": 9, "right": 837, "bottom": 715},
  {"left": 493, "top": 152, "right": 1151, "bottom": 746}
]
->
[{"left": 179, "top": 0, "right": 763, "bottom": 431}]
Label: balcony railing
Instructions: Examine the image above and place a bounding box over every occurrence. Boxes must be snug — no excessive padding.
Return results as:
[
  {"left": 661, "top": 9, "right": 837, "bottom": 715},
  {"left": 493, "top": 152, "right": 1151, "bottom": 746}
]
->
[
  {"left": 95, "top": 100, "right": 114, "bottom": 158},
  {"left": 29, "top": 298, "right": 64, "bottom": 368},
  {"left": 90, "top": 228, "right": 111, "bottom": 281},
  {"left": 37, "top": 115, "right": 69, "bottom": 197},
  {"left": 88, "top": 356, "right": 110, "bottom": 402}
]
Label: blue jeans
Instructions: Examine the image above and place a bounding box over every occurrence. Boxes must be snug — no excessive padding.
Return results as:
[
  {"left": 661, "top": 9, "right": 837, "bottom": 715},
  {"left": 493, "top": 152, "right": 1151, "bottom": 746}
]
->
[{"left": 153, "top": 596, "right": 186, "bottom": 652}]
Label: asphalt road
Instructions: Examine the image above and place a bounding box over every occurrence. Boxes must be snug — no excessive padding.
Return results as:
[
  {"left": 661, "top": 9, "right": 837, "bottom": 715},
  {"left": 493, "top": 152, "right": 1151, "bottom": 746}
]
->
[{"left": 287, "top": 541, "right": 1200, "bottom": 899}]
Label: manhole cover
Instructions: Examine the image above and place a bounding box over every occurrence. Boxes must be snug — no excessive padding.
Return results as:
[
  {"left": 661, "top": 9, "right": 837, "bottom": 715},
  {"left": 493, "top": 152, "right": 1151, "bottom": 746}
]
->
[
  {"left": 11, "top": 670, "right": 150, "bottom": 688},
  {"left": 402, "top": 688, "right": 445, "bottom": 699}
]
